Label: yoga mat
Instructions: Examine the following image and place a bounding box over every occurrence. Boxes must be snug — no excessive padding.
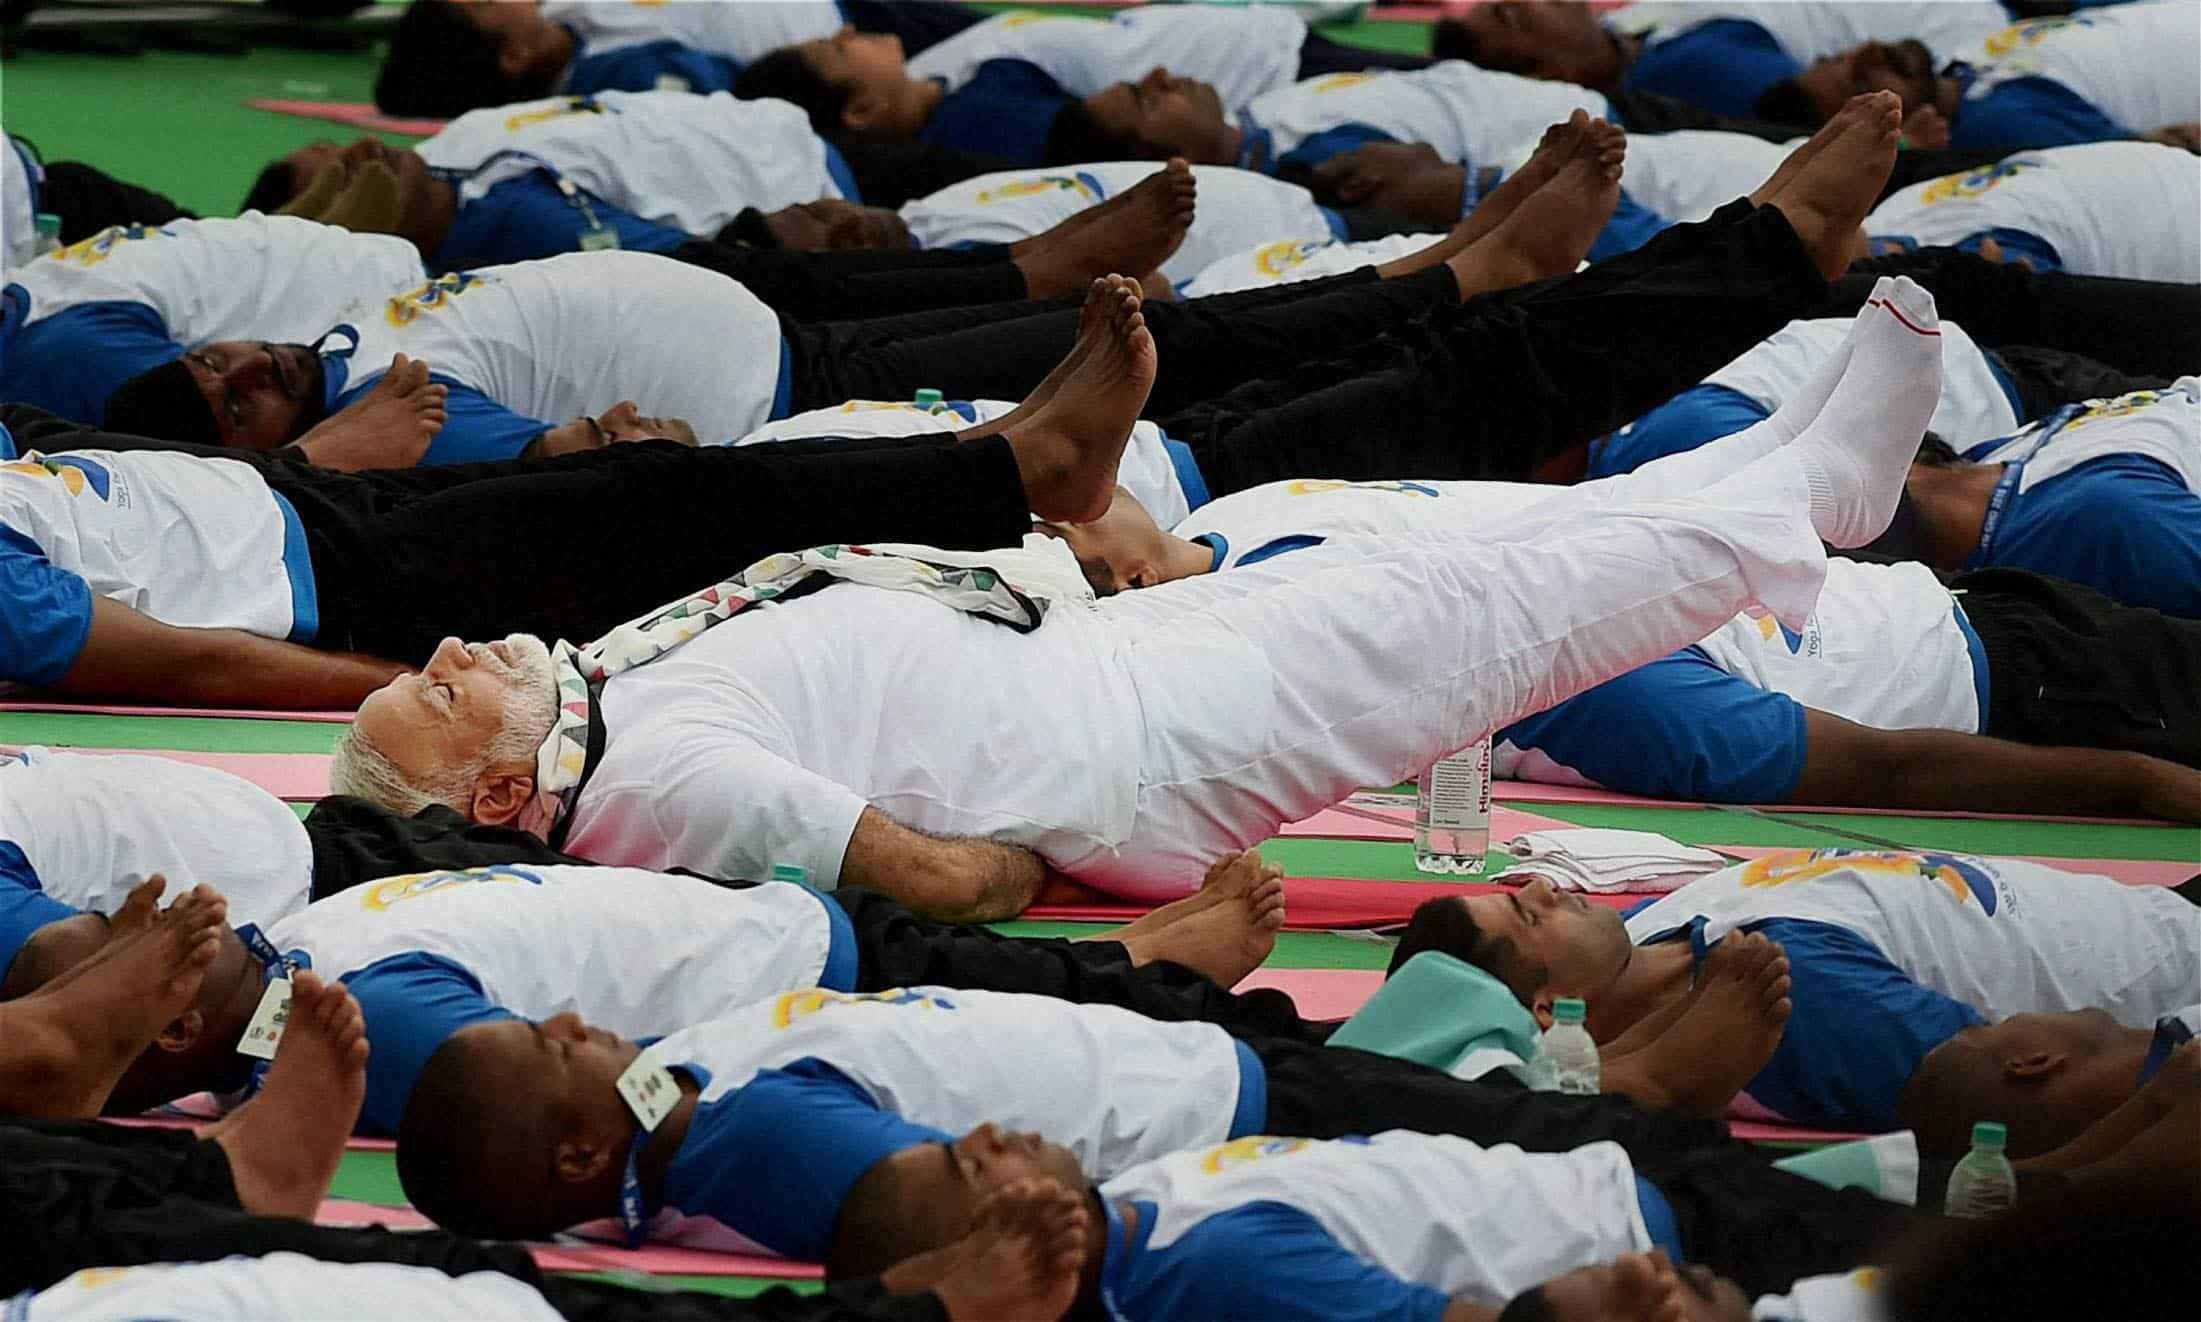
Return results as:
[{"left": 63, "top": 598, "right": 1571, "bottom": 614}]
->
[
  {"left": 1728, "top": 1120, "right": 1870, "bottom": 1146},
  {"left": 0, "top": 701, "right": 352, "bottom": 723},
  {"left": 1235, "top": 967, "right": 1382, "bottom": 1019},
  {"left": 1026, "top": 876, "right": 1637, "bottom": 929},
  {"left": 1494, "top": 779, "right": 2159, "bottom": 828},
  {"left": 246, "top": 98, "right": 446, "bottom": 136},
  {"left": 0, "top": 746, "right": 331, "bottom": 799},
  {"left": 0, "top": 711, "right": 349, "bottom": 754},
  {"left": 1280, "top": 801, "right": 1580, "bottom": 842}
]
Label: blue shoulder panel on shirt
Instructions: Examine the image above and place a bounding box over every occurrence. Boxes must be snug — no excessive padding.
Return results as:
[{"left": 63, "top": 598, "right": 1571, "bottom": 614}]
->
[
  {"left": 1590, "top": 385, "right": 1772, "bottom": 478},
  {"left": 343, "top": 951, "right": 516, "bottom": 1137},
  {"left": 1625, "top": 19, "right": 1800, "bottom": 117},
  {"left": 1276, "top": 123, "right": 1399, "bottom": 173},
  {"left": 566, "top": 39, "right": 743, "bottom": 95},
  {"left": 1730, "top": 918, "right": 1986, "bottom": 1130},
  {"left": 921, "top": 59, "right": 1075, "bottom": 167},
  {"left": 1979, "top": 455, "right": 2201, "bottom": 617},
  {"left": 0, "top": 301, "right": 179, "bottom": 424},
  {"left": 0, "top": 522, "right": 97, "bottom": 688},
  {"left": 433, "top": 171, "right": 691, "bottom": 271},
  {"left": 1952, "top": 76, "right": 2129, "bottom": 149},
  {"left": 660, "top": 1059, "right": 951, "bottom": 1260},
  {"left": 0, "top": 840, "right": 78, "bottom": 983},
  {"left": 1585, "top": 189, "right": 1673, "bottom": 262},
  {"left": 1103, "top": 1199, "right": 1450, "bottom": 1322},
  {"left": 1498, "top": 647, "right": 1810, "bottom": 803},
  {"left": 333, "top": 377, "right": 548, "bottom": 467}
]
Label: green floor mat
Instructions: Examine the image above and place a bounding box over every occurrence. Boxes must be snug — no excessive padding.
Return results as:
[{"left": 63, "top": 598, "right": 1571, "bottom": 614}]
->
[
  {"left": 325, "top": 1148, "right": 406, "bottom": 1207},
  {"left": 1763, "top": 811, "right": 2200, "bottom": 863},
  {"left": 0, "top": 712, "right": 347, "bottom": 753}
]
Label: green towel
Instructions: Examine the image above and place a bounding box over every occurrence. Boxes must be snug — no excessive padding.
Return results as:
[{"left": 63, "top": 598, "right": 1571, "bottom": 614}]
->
[{"left": 1329, "top": 952, "right": 1541, "bottom": 1081}]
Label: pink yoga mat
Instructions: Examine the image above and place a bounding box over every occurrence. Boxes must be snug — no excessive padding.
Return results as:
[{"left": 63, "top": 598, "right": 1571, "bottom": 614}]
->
[
  {"left": 1027, "top": 875, "right": 1638, "bottom": 929},
  {"left": 4, "top": 747, "right": 332, "bottom": 799},
  {"left": 247, "top": 98, "right": 446, "bottom": 136},
  {"left": 1491, "top": 778, "right": 2161, "bottom": 827},
  {"left": 1279, "top": 801, "right": 1580, "bottom": 842},
  {"left": 1236, "top": 967, "right": 1381, "bottom": 1019},
  {"left": 0, "top": 701, "right": 352, "bottom": 723},
  {"left": 1727, "top": 1120, "right": 1870, "bottom": 1145}
]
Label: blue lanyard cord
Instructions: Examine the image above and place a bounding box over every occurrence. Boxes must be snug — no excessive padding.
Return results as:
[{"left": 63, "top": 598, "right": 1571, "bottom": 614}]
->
[{"left": 618, "top": 1125, "right": 657, "bottom": 1248}]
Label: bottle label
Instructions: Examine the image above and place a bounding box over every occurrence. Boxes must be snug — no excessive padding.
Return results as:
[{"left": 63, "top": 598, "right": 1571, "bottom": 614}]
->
[{"left": 1419, "top": 740, "right": 1492, "bottom": 830}]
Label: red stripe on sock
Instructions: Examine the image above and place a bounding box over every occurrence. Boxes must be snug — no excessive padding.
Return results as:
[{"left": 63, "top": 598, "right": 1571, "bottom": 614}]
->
[{"left": 1867, "top": 295, "right": 1941, "bottom": 338}]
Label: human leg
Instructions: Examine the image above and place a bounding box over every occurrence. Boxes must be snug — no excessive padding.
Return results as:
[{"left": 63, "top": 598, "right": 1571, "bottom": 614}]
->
[
  {"left": 669, "top": 238, "right": 1030, "bottom": 320},
  {"left": 1295, "top": 31, "right": 1437, "bottom": 78}
]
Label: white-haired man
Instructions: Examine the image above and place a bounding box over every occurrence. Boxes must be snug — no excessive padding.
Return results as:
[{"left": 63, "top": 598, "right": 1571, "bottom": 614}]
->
[{"left": 332, "top": 275, "right": 1946, "bottom": 920}]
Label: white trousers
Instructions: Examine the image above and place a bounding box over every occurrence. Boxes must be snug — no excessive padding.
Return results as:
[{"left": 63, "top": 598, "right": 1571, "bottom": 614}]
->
[{"left": 1074, "top": 441, "right": 1830, "bottom": 899}]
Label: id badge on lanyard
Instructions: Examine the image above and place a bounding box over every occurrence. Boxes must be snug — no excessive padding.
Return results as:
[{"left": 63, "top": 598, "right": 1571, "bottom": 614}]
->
[{"left": 558, "top": 174, "right": 620, "bottom": 252}]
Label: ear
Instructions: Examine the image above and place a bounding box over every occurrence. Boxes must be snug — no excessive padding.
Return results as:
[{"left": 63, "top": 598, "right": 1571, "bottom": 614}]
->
[
  {"left": 156, "top": 1009, "right": 206, "bottom": 1054},
  {"left": 1529, "top": 991, "right": 1557, "bottom": 1032},
  {"left": 554, "top": 1132, "right": 617, "bottom": 1186},
  {"left": 2003, "top": 1050, "right": 2067, "bottom": 1082},
  {"left": 471, "top": 766, "right": 537, "bottom": 827},
  {"left": 840, "top": 88, "right": 892, "bottom": 135}
]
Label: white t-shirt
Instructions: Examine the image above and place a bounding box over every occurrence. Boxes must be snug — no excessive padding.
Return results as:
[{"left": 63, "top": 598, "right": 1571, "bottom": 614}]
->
[
  {"left": 1867, "top": 142, "right": 2201, "bottom": 282},
  {"left": 907, "top": 6, "right": 1306, "bottom": 110},
  {"left": 416, "top": 90, "right": 844, "bottom": 233},
  {"left": 335, "top": 250, "right": 783, "bottom": 445},
  {"left": 8, "top": 213, "right": 422, "bottom": 343},
  {"left": 544, "top": 0, "right": 842, "bottom": 65},
  {"left": 735, "top": 396, "right": 1194, "bottom": 529},
  {"left": 1624, "top": 853, "right": 2201, "bottom": 1029},
  {"left": 1179, "top": 231, "right": 1430, "bottom": 298},
  {"left": 0, "top": 446, "right": 305, "bottom": 646},
  {"left": 565, "top": 553, "right": 1141, "bottom": 885},
  {"left": 652, "top": 985, "right": 1247, "bottom": 1179},
  {"left": 1975, "top": 376, "right": 2201, "bottom": 495},
  {"left": 14, "top": 1256, "right": 562, "bottom": 1322},
  {"left": 1611, "top": 1, "right": 2009, "bottom": 66},
  {"left": 1961, "top": 2, "right": 2201, "bottom": 138},
  {"left": 3, "top": 136, "right": 38, "bottom": 275},
  {"left": 1707, "top": 316, "right": 2021, "bottom": 449},
  {"left": 899, "top": 162, "right": 1340, "bottom": 284},
  {"left": 1101, "top": 1131, "right": 1647, "bottom": 1309},
  {"left": 1243, "top": 62, "right": 1609, "bottom": 172},
  {"left": 268, "top": 862, "right": 837, "bottom": 1033},
  {"left": 1621, "top": 129, "right": 1795, "bottom": 228},
  {"left": 0, "top": 746, "right": 310, "bottom": 924}
]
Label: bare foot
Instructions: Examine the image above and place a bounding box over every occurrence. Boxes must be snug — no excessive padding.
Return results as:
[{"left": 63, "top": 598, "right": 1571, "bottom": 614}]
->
[
  {"left": 1376, "top": 112, "right": 1590, "bottom": 279},
  {"left": 0, "top": 884, "right": 227, "bottom": 1119},
  {"left": 885, "top": 1178, "right": 1090, "bottom": 1321},
  {"left": 316, "top": 158, "right": 404, "bottom": 235},
  {"left": 1116, "top": 849, "right": 1287, "bottom": 987},
  {"left": 1610, "top": 932, "right": 1790, "bottom": 1115},
  {"left": 1016, "top": 159, "right": 1196, "bottom": 300},
  {"left": 201, "top": 968, "right": 369, "bottom": 1219},
  {"left": 999, "top": 275, "right": 1155, "bottom": 524},
  {"left": 32, "top": 874, "right": 169, "bottom": 1000},
  {"left": 1447, "top": 117, "right": 1626, "bottom": 299},
  {"left": 1759, "top": 91, "right": 1903, "bottom": 281},
  {"left": 275, "top": 158, "right": 347, "bottom": 220},
  {"left": 293, "top": 354, "right": 448, "bottom": 471},
  {"left": 959, "top": 276, "right": 1114, "bottom": 441}
]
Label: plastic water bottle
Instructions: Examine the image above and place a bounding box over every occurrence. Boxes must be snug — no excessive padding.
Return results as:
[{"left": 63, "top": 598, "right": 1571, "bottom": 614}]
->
[
  {"left": 912, "top": 387, "right": 945, "bottom": 412},
  {"left": 31, "top": 213, "right": 61, "bottom": 257},
  {"left": 769, "top": 863, "right": 808, "bottom": 887},
  {"left": 1944, "top": 1121, "right": 2017, "bottom": 1219},
  {"left": 1526, "top": 998, "right": 1601, "bottom": 1094},
  {"left": 1414, "top": 735, "right": 1491, "bottom": 874}
]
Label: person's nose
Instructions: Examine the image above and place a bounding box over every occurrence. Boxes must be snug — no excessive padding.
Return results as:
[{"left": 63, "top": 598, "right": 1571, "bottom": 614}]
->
[
  {"left": 542, "top": 1012, "right": 587, "bottom": 1041},
  {"left": 1141, "top": 67, "right": 1172, "bottom": 92},
  {"left": 428, "top": 636, "right": 471, "bottom": 673},
  {"left": 1524, "top": 876, "right": 1559, "bottom": 905}
]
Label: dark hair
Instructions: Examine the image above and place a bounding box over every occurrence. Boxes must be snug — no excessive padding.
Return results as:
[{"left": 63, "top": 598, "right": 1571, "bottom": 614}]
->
[
  {"left": 1429, "top": 18, "right": 1494, "bottom": 68},
  {"left": 241, "top": 160, "right": 298, "bottom": 216},
  {"left": 1495, "top": 1286, "right": 1561, "bottom": 1322},
  {"left": 1752, "top": 79, "right": 1822, "bottom": 127},
  {"left": 396, "top": 1033, "right": 560, "bottom": 1240},
  {"left": 1387, "top": 896, "right": 1502, "bottom": 978},
  {"left": 733, "top": 47, "right": 852, "bottom": 136},
  {"left": 1043, "top": 102, "right": 1150, "bottom": 166},
  {"left": 374, "top": 0, "right": 551, "bottom": 119},
  {"left": 825, "top": 1152, "right": 938, "bottom": 1280},
  {"left": 103, "top": 357, "right": 219, "bottom": 446},
  {"left": 1914, "top": 430, "right": 1967, "bottom": 469},
  {"left": 1883, "top": 1177, "right": 2199, "bottom": 1322}
]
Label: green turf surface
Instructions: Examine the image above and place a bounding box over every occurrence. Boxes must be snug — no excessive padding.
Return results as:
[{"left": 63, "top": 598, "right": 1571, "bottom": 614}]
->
[
  {"left": 1764, "top": 811, "right": 2199, "bottom": 863},
  {"left": 325, "top": 1147, "right": 406, "bottom": 1206},
  {"left": 0, "top": 711, "right": 348, "bottom": 753}
]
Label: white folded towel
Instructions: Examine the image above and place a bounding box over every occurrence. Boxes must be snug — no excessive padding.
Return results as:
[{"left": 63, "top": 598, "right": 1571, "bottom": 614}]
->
[{"left": 1492, "top": 828, "right": 1728, "bottom": 894}]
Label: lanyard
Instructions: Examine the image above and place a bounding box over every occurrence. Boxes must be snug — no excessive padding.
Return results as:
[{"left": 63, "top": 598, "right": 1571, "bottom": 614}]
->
[
  {"left": 618, "top": 1124, "right": 657, "bottom": 1248},
  {"left": 439, "top": 150, "right": 615, "bottom": 250}
]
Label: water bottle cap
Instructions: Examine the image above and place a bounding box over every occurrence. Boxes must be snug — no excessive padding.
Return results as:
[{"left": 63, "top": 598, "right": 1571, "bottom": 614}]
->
[
  {"left": 769, "top": 863, "right": 808, "bottom": 885},
  {"left": 1970, "top": 1120, "right": 2007, "bottom": 1149},
  {"left": 1552, "top": 998, "right": 1587, "bottom": 1023},
  {"left": 912, "top": 388, "right": 945, "bottom": 409},
  {"left": 33, "top": 213, "right": 60, "bottom": 236}
]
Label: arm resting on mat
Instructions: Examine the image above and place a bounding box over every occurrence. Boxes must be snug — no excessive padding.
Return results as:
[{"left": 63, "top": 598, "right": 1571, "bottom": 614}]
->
[
  {"left": 56, "top": 599, "right": 406, "bottom": 710},
  {"left": 841, "top": 807, "right": 1046, "bottom": 924},
  {"left": 1788, "top": 710, "right": 2201, "bottom": 823}
]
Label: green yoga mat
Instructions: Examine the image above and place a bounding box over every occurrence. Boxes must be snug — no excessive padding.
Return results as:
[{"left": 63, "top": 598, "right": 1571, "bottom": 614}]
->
[{"left": 0, "top": 712, "right": 347, "bottom": 754}]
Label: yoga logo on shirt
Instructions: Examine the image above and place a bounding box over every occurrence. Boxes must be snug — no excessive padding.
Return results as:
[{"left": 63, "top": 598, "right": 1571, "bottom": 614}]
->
[
  {"left": 1751, "top": 613, "right": 1815, "bottom": 657},
  {"left": 1283, "top": 479, "right": 1441, "bottom": 498},
  {"left": 384, "top": 271, "right": 494, "bottom": 328},
  {"left": 771, "top": 987, "right": 958, "bottom": 1029},
  {"left": 1, "top": 452, "right": 112, "bottom": 501},
  {"left": 504, "top": 95, "right": 611, "bottom": 133},
  {"left": 1198, "top": 1135, "right": 1311, "bottom": 1174},
  {"left": 49, "top": 222, "right": 168, "bottom": 270},
  {"left": 975, "top": 172, "right": 1105, "bottom": 206},
  {"left": 357, "top": 864, "right": 545, "bottom": 911},
  {"left": 1739, "top": 850, "right": 1999, "bottom": 913},
  {"left": 1306, "top": 72, "right": 1378, "bottom": 95},
  {"left": 1251, "top": 239, "right": 1333, "bottom": 279},
  {"left": 1917, "top": 158, "right": 2040, "bottom": 207},
  {"left": 2058, "top": 387, "right": 2173, "bottom": 433},
  {"left": 1981, "top": 16, "right": 2091, "bottom": 61}
]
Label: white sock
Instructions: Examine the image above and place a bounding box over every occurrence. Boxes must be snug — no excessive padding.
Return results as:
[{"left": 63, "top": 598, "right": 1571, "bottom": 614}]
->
[
  {"left": 1662, "top": 298, "right": 1876, "bottom": 477},
  {"left": 1788, "top": 276, "right": 1945, "bottom": 547}
]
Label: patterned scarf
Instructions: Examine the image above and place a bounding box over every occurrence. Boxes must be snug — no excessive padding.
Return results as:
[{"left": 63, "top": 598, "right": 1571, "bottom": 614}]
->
[{"left": 517, "top": 543, "right": 1062, "bottom": 845}]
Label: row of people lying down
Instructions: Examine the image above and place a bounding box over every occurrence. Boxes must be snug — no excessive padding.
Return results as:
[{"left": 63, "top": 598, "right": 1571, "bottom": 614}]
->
[{"left": 2, "top": 830, "right": 2194, "bottom": 1320}]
